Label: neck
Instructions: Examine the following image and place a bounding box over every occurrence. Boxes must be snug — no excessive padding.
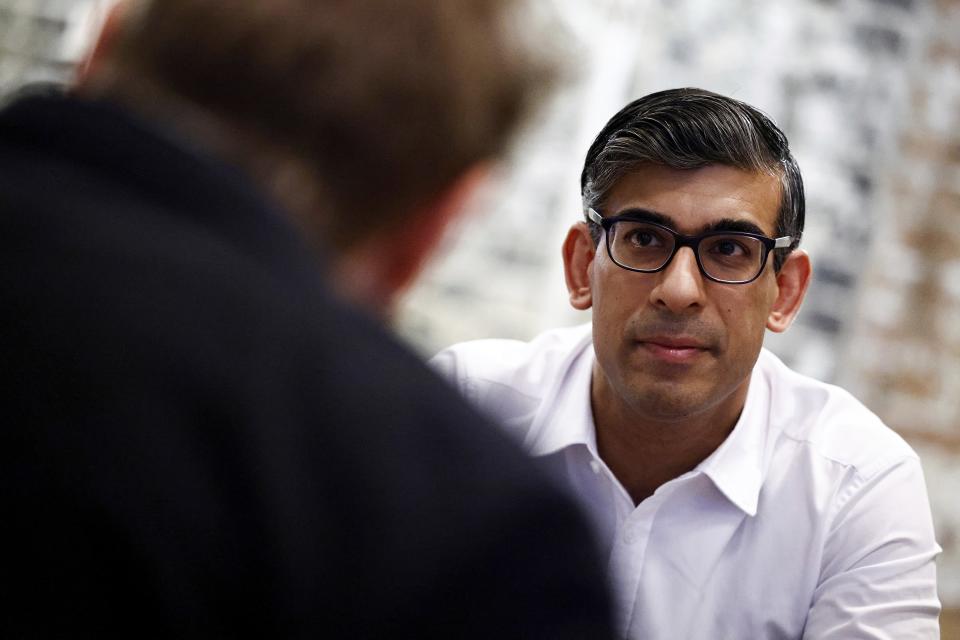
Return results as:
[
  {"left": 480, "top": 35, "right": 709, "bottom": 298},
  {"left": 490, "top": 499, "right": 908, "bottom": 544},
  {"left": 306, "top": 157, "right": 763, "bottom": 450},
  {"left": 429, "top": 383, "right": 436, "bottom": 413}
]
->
[
  {"left": 590, "top": 362, "right": 747, "bottom": 505},
  {"left": 329, "top": 245, "right": 395, "bottom": 318}
]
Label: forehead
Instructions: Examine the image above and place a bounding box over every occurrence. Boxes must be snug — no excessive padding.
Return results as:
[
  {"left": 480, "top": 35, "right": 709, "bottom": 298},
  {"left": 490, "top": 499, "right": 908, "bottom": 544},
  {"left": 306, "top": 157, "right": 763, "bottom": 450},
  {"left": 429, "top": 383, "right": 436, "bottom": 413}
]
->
[{"left": 604, "top": 164, "right": 782, "bottom": 235}]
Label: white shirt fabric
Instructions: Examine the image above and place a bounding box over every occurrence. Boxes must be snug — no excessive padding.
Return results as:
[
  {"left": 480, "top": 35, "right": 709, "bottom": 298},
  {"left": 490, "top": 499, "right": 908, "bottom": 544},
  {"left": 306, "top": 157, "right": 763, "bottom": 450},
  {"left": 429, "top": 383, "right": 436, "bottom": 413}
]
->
[{"left": 431, "top": 323, "right": 941, "bottom": 639}]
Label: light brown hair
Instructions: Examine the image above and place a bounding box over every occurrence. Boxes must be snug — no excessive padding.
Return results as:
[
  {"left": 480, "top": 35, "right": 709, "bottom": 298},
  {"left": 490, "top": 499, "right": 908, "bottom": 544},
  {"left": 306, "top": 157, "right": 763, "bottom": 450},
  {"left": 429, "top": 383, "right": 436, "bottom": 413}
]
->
[{"left": 103, "top": 0, "right": 551, "bottom": 250}]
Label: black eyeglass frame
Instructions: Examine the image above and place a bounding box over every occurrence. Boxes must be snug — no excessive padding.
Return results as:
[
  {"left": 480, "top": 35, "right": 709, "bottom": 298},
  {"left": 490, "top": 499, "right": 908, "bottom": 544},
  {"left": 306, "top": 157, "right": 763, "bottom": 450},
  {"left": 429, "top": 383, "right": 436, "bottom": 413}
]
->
[{"left": 586, "top": 207, "right": 793, "bottom": 285}]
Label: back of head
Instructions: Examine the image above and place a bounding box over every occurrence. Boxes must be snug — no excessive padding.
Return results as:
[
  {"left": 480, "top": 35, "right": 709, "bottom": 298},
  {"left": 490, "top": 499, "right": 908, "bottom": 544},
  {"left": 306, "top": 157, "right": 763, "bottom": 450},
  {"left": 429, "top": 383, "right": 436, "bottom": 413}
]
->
[
  {"left": 96, "top": 0, "right": 548, "bottom": 251},
  {"left": 581, "top": 88, "right": 804, "bottom": 268}
]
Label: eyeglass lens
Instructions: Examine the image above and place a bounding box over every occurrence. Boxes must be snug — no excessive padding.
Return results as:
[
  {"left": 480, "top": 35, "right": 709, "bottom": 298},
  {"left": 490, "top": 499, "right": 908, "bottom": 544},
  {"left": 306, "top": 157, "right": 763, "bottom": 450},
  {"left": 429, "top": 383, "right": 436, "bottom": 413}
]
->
[{"left": 607, "top": 221, "right": 766, "bottom": 282}]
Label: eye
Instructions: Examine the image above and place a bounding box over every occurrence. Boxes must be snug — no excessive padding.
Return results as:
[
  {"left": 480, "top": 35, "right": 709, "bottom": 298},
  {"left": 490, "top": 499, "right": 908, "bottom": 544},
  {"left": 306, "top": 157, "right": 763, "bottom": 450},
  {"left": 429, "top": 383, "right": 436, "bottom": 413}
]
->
[
  {"left": 629, "top": 230, "right": 657, "bottom": 247},
  {"left": 622, "top": 224, "right": 667, "bottom": 248},
  {"left": 717, "top": 239, "right": 743, "bottom": 256},
  {"left": 707, "top": 236, "right": 751, "bottom": 258}
]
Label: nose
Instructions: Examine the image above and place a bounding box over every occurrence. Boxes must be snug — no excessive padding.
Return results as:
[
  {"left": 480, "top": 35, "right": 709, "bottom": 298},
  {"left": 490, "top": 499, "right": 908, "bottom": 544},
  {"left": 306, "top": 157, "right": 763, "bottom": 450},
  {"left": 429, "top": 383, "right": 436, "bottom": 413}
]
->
[{"left": 648, "top": 246, "right": 707, "bottom": 313}]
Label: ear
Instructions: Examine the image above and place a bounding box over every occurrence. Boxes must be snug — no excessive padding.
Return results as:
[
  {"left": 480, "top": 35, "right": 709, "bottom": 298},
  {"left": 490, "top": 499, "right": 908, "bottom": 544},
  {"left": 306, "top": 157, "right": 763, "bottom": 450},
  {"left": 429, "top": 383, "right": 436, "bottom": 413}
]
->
[
  {"left": 75, "top": 1, "right": 131, "bottom": 88},
  {"left": 381, "top": 163, "right": 489, "bottom": 297},
  {"left": 562, "top": 222, "right": 596, "bottom": 311},
  {"left": 334, "top": 163, "right": 489, "bottom": 315},
  {"left": 766, "top": 249, "right": 811, "bottom": 333}
]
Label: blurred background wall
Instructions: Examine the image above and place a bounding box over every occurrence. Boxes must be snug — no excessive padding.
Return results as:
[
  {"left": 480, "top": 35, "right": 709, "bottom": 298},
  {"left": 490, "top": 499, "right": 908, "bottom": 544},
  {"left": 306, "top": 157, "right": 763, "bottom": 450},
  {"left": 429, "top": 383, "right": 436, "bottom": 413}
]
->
[
  {"left": 398, "top": 1, "right": 960, "bottom": 627},
  {"left": 0, "top": 0, "right": 107, "bottom": 90},
  {"left": 3, "top": 0, "right": 957, "bottom": 631}
]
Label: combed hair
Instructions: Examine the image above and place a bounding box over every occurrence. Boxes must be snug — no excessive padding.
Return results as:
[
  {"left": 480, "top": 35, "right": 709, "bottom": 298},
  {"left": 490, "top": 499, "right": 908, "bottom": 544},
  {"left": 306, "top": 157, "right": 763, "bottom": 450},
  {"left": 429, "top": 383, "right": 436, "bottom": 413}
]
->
[{"left": 580, "top": 88, "right": 804, "bottom": 270}]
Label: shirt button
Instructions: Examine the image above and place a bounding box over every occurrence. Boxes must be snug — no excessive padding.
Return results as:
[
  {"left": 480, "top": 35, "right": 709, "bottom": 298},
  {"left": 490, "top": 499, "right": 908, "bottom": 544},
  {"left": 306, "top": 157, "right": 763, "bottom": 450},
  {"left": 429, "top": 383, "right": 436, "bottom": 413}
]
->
[{"left": 589, "top": 459, "right": 602, "bottom": 474}]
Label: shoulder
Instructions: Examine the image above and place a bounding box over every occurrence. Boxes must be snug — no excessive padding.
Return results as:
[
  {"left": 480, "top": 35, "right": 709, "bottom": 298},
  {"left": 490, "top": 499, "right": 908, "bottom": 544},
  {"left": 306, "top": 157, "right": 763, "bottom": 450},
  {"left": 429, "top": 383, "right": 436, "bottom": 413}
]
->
[
  {"left": 753, "top": 352, "right": 939, "bottom": 622},
  {"left": 431, "top": 323, "right": 592, "bottom": 392},
  {"left": 429, "top": 324, "right": 592, "bottom": 435},
  {"left": 0, "top": 96, "right": 614, "bottom": 635},
  {"left": 758, "top": 349, "right": 918, "bottom": 479}
]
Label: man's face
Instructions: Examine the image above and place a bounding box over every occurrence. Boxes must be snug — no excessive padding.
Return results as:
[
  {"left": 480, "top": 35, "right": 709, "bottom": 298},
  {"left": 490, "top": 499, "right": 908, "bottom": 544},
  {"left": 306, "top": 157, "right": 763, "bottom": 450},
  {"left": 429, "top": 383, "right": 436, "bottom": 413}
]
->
[{"left": 585, "top": 164, "right": 783, "bottom": 423}]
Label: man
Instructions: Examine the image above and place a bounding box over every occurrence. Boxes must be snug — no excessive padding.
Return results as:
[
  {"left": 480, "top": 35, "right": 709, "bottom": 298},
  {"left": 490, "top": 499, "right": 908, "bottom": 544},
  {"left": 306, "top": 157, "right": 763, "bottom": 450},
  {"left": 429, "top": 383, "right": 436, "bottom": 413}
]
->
[
  {"left": 433, "top": 88, "right": 941, "bottom": 638},
  {"left": 0, "top": 1, "right": 613, "bottom": 636}
]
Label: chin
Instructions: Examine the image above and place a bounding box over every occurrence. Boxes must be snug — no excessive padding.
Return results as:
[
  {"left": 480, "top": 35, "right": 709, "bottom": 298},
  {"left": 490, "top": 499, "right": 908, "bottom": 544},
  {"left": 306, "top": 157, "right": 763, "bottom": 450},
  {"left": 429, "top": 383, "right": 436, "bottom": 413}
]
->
[{"left": 627, "top": 386, "right": 707, "bottom": 423}]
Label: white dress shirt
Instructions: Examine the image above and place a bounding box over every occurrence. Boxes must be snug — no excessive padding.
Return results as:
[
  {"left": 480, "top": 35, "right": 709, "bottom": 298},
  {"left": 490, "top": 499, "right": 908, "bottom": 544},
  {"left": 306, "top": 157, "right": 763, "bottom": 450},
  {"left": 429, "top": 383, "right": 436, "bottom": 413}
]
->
[{"left": 432, "top": 324, "right": 941, "bottom": 639}]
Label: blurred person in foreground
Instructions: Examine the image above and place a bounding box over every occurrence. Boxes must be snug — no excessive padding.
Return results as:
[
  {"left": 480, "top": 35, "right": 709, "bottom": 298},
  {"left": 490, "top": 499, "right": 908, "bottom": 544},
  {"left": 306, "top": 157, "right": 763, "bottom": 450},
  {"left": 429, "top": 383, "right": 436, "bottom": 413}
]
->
[
  {"left": 433, "top": 88, "right": 941, "bottom": 639},
  {"left": 0, "top": 0, "right": 613, "bottom": 636}
]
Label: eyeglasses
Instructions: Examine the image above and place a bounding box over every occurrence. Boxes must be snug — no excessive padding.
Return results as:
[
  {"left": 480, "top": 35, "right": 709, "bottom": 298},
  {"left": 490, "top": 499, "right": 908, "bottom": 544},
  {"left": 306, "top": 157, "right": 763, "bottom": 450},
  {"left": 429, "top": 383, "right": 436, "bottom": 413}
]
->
[{"left": 587, "top": 208, "right": 792, "bottom": 284}]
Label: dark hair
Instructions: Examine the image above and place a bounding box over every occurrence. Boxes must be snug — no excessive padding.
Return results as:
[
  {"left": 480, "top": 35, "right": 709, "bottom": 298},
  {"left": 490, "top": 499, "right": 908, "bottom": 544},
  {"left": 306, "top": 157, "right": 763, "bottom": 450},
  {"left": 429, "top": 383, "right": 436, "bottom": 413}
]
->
[
  {"left": 105, "top": 0, "right": 551, "bottom": 251},
  {"left": 580, "top": 88, "right": 804, "bottom": 270}
]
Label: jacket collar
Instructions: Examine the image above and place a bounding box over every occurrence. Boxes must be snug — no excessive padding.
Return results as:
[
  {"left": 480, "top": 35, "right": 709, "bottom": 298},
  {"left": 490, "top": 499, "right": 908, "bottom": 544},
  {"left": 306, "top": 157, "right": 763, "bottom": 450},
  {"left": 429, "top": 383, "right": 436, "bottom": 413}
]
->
[{"left": 0, "top": 85, "right": 325, "bottom": 279}]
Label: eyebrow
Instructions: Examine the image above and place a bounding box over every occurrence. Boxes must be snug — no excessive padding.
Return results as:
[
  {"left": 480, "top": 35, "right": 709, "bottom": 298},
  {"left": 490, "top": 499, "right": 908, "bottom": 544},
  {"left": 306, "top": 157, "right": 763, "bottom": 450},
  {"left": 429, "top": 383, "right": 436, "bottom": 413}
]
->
[
  {"left": 704, "top": 218, "right": 769, "bottom": 236},
  {"left": 611, "top": 208, "right": 771, "bottom": 237}
]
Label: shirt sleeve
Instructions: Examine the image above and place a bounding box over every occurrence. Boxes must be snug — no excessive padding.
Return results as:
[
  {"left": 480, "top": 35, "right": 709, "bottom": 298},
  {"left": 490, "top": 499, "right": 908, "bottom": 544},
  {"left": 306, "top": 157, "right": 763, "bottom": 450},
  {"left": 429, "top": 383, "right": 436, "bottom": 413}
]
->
[{"left": 802, "top": 455, "right": 941, "bottom": 639}]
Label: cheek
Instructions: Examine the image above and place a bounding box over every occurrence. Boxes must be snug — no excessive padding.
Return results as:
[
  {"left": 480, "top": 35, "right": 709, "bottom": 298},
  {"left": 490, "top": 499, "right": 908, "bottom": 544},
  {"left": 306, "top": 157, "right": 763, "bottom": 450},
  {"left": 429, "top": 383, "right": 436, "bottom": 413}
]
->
[
  {"left": 717, "top": 293, "right": 768, "bottom": 336},
  {"left": 591, "top": 263, "right": 629, "bottom": 314},
  {"left": 590, "top": 274, "right": 645, "bottom": 358},
  {"left": 594, "top": 276, "right": 644, "bottom": 331}
]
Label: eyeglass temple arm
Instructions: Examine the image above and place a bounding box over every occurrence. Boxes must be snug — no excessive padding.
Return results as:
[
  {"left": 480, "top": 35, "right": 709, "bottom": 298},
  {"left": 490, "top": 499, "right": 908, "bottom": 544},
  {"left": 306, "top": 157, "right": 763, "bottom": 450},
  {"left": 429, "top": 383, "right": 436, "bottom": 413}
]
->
[
  {"left": 586, "top": 208, "right": 603, "bottom": 225},
  {"left": 774, "top": 236, "right": 792, "bottom": 249}
]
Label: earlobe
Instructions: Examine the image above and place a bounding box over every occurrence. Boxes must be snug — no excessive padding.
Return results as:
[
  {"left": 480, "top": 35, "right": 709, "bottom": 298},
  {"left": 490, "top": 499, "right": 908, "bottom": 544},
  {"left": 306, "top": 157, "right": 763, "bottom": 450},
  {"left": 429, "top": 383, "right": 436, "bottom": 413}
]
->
[
  {"left": 562, "top": 222, "right": 596, "bottom": 311},
  {"left": 766, "top": 250, "right": 812, "bottom": 333}
]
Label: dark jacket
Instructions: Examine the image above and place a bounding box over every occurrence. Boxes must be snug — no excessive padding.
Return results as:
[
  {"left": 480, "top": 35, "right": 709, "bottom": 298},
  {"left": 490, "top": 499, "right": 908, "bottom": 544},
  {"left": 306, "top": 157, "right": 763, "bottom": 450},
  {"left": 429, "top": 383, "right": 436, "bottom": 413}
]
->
[{"left": 0, "top": 88, "right": 612, "bottom": 638}]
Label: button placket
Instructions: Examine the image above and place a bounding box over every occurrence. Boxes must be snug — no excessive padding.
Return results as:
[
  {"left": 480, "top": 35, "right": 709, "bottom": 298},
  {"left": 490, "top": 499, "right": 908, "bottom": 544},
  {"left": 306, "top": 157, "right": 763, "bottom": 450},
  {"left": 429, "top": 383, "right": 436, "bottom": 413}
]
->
[{"left": 609, "top": 492, "right": 667, "bottom": 638}]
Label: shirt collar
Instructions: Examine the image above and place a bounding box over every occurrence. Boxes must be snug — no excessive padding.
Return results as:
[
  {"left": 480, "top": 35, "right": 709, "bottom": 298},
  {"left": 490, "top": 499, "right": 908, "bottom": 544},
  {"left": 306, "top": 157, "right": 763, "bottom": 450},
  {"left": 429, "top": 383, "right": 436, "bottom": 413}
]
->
[
  {"left": 525, "top": 329, "right": 597, "bottom": 457},
  {"left": 527, "top": 326, "right": 772, "bottom": 517},
  {"left": 694, "top": 359, "right": 771, "bottom": 517}
]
